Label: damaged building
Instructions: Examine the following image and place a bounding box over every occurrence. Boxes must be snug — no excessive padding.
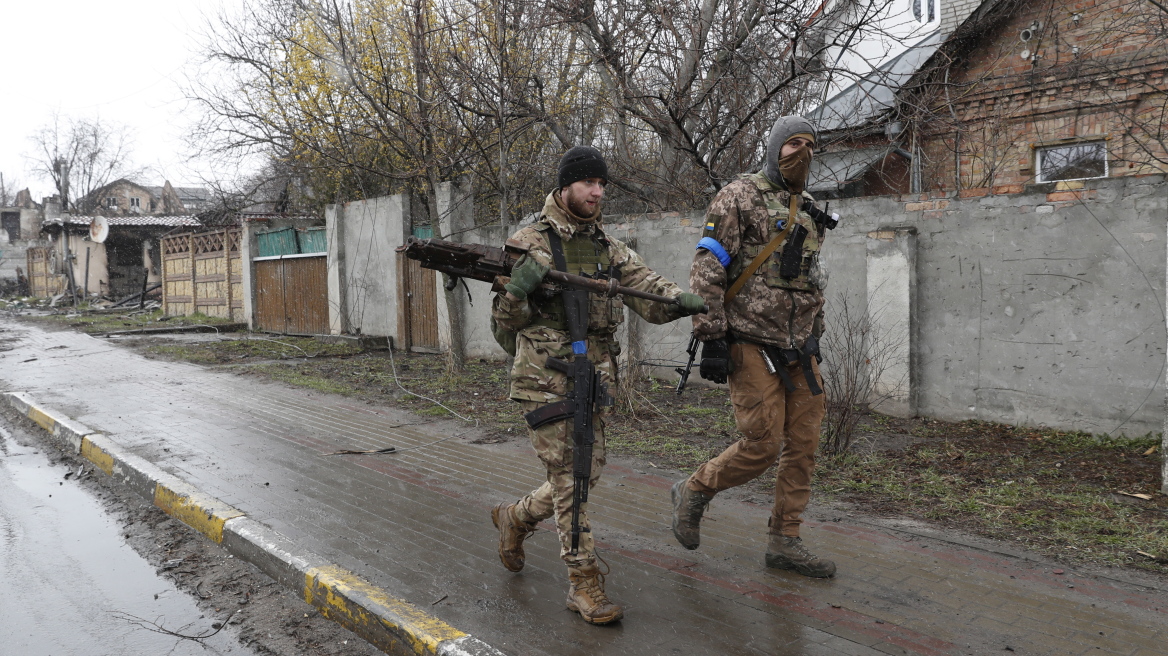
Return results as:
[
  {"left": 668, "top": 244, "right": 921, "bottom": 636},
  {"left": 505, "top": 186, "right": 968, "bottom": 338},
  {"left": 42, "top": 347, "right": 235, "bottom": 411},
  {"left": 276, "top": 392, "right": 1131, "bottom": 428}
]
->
[{"left": 39, "top": 214, "right": 201, "bottom": 300}]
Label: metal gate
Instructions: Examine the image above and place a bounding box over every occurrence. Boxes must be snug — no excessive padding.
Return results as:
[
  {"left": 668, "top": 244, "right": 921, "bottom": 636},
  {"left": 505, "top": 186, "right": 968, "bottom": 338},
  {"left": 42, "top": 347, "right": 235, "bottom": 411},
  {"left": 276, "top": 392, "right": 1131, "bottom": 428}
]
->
[
  {"left": 396, "top": 253, "right": 439, "bottom": 351},
  {"left": 254, "top": 254, "right": 329, "bottom": 335}
]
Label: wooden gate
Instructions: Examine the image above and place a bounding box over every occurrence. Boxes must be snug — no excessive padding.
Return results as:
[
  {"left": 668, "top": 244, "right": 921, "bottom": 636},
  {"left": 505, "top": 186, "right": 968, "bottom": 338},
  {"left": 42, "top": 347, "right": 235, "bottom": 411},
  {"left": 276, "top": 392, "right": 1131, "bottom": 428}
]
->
[
  {"left": 161, "top": 228, "right": 243, "bottom": 320},
  {"left": 25, "top": 247, "right": 59, "bottom": 297},
  {"left": 254, "top": 254, "right": 329, "bottom": 335},
  {"left": 396, "top": 253, "right": 440, "bottom": 351}
]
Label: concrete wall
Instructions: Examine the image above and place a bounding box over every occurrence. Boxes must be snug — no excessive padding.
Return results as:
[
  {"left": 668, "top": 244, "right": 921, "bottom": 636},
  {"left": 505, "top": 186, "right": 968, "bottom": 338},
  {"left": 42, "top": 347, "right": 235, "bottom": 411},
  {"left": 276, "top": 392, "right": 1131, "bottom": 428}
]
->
[
  {"left": 325, "top": 196, "right": 411, "bottom": 339},
  {"left": 346, "top": 174, "right": 1167, "bottom": 438},
  {"left": 829, "top": 176, "right": 1167, "bottom": 437}
]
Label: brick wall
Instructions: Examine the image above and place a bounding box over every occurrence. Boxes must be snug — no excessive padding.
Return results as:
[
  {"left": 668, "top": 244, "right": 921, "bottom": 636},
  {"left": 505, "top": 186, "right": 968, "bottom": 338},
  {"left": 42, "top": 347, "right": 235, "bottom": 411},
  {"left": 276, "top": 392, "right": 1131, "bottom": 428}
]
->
[{"left": 911, "top": 0, "right": 1168, "bottom": 192}]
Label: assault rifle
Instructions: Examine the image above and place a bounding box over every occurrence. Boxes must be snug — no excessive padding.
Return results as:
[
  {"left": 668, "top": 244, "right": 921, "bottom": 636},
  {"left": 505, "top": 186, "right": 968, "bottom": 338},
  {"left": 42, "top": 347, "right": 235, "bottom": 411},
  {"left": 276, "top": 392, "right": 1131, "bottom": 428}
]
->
[
  {"left": 399, "top": 235, "right": 705, "bottom": 556},
  {"left": 675, "top": 333, "right": 700, "bottom": 395}
]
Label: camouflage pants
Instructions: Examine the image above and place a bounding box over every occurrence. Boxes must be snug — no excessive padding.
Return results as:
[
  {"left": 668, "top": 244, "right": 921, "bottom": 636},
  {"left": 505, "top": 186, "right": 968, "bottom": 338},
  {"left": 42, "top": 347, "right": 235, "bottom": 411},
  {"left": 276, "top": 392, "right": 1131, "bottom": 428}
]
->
[
  {"left": 512, "top": 400, "right": 607, "bottom": 566},
  {"left": 689, "top": 342, "right": 825, "bottom": 537}
]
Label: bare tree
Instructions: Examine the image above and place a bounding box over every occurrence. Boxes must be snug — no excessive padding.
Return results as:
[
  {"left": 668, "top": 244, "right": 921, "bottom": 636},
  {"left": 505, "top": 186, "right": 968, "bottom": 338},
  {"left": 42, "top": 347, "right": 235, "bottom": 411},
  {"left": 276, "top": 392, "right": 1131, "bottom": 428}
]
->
[
  {"left": 546, "top": 0, "right": 900, "bottom": 209},
  {"left": 27, "top": 113, "right": 139, "bottom": 211},
  {"left": 818, "top": 292, "right": 908, "bottom": 456},
  {"left": 0, "top": 173, "right": 23, "bottom": 206}
]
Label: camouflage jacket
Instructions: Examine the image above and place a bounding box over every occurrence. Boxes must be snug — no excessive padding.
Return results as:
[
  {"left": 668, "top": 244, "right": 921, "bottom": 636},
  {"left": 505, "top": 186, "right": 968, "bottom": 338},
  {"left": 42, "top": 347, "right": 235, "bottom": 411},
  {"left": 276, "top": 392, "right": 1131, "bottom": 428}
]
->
[
  {"left": 690, "top": 174, "right": 827, "bottom": 349},
  {"left": 493, "top": 191, "right": 688, "bottom": 403}
]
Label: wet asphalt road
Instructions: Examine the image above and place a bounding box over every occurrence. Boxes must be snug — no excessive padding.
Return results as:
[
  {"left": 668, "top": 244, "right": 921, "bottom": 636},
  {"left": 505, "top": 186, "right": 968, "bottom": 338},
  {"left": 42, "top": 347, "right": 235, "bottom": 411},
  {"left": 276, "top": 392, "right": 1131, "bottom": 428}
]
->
[
  {"left": 0, "top": 414, "right": 255, "bottom": 656},
  {"left": 2, "top": 317, "right": 1167, "bottom": 655}
]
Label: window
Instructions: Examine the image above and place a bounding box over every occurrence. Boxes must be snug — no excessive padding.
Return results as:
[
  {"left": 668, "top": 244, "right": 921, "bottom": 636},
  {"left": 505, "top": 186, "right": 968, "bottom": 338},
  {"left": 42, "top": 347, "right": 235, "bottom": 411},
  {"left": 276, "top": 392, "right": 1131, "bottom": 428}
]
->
[
  {"left": 106, "top": 197, "right": 118, "bottom": 208},
  {"left": 913, "top": 0, "right": 936, "bottom": 23},
  {"left": 1036, "top": 141, "right": 1108, "bottom": 182},
  {"left": 129, "top": 197, "right": 140, "bottom": 208}
]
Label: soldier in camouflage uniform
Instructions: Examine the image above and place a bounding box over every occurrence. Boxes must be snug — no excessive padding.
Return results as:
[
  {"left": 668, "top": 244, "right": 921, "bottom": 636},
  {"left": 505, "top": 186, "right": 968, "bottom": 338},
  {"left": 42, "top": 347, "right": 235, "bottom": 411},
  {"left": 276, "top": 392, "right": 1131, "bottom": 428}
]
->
[
  {"left": 670, "top": 116, "right": 838, "bottom": 578},
  {"left": 490, "top": 146, "right": 706, "bottom": 624}
]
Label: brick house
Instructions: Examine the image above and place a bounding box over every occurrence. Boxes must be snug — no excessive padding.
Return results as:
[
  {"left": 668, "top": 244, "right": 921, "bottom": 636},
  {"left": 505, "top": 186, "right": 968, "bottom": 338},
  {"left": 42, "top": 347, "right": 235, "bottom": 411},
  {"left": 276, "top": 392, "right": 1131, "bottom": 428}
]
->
[
  {"left": 808, "top": 0, "right": 1168, "bottom": 197},
  {"left": 80, "top": 179, "right": 210, "bottom": 215}
]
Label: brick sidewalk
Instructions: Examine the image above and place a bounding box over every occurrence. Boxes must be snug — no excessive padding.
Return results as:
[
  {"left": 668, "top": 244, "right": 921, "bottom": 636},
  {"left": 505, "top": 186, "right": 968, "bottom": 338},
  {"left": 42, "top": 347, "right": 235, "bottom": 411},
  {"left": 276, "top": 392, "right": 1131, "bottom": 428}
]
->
[{"left": 1, "top": 318, "right": 1164, "bottom": 656}]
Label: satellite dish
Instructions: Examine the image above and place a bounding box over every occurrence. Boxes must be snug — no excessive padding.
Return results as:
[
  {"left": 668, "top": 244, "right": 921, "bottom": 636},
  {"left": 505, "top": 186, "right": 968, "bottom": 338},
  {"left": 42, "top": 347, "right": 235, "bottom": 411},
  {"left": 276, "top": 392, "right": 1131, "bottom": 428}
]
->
[{"left": 89, "top": 216, "right": 109, "bottom": 243}]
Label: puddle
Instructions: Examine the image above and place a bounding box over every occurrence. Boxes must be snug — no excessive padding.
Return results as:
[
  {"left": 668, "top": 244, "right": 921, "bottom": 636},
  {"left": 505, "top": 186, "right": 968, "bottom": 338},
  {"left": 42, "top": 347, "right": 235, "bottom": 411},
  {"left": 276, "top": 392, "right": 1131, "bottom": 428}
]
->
[{"left": 0, "top": 425, "right": 256, "bottom": 655}]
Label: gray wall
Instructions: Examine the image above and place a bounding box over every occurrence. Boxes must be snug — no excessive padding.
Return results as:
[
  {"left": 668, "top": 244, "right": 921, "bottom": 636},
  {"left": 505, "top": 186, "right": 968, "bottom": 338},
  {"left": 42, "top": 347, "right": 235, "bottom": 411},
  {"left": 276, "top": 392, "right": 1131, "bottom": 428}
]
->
[
  {"left": 325, "top": 196, "right": 411, "bottom": 339},
  {"left": 829, "top": 176, "right": 1166, "bottom": 437},
  {"left": 342, "top": 175, "right": 1168, "bottom": 438}
]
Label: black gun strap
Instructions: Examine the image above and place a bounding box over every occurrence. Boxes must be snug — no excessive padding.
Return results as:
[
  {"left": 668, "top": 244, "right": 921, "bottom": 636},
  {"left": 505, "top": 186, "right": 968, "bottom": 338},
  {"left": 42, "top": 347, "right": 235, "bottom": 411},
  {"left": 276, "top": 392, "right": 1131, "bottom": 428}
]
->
[
  {"left": 546, "top": 230, "right": 568, "bottom": 273},
  {"left": 798, "top": 351, "right": 823, "bottom": 396}
]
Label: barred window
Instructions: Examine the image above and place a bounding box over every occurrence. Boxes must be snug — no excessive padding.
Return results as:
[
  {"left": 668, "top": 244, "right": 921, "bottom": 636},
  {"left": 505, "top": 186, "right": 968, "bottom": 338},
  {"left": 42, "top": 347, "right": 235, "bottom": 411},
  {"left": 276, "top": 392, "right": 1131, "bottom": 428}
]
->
[{"left": 1036, "top": 142, "right": 1108, "bottom": 183}]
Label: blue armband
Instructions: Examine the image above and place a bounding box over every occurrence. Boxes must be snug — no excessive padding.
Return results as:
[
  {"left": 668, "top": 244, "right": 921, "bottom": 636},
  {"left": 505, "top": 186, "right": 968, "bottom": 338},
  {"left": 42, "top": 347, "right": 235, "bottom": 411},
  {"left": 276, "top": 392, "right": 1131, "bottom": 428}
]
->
[{"left": 696, "top": 237, "right": 731, "bottom": 268}]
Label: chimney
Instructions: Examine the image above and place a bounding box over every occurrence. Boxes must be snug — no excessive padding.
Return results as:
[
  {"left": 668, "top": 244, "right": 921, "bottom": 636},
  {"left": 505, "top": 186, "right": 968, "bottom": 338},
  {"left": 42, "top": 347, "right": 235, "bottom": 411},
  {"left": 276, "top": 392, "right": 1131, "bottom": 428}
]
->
[{"left": 43, "top": 196, "right": 62, "bottom": 220}]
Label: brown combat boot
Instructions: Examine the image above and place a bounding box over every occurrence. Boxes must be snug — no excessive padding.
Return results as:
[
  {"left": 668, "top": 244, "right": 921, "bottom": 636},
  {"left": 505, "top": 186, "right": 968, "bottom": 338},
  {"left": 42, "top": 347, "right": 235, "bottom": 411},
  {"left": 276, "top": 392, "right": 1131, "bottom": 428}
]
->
[
  {"left": 491, "top": 502, "right": 536, "bottom": 572},
  {"left": 566, "top": 561, "right": 623, "bottom": 625},
  {"left": 764, "top": 535, "right": 837, "bottom": 578},
  {"left": 671, "top": 477, "right": 712, "bottom": 550}
]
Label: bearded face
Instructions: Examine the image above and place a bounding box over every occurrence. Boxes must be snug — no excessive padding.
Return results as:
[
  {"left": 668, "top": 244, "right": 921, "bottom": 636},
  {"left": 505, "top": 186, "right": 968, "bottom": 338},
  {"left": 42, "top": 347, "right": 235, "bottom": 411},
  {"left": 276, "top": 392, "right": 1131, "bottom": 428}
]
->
[{"left": 561, "top": 178, "right": 605, "bottom": 220}]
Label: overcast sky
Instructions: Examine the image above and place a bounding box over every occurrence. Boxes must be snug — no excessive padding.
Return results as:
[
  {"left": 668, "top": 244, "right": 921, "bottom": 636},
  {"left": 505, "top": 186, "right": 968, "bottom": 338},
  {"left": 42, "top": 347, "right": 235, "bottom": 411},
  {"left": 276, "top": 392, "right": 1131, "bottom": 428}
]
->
[{"left": 1, "top": 0, "right": 228, "bottom": 200}]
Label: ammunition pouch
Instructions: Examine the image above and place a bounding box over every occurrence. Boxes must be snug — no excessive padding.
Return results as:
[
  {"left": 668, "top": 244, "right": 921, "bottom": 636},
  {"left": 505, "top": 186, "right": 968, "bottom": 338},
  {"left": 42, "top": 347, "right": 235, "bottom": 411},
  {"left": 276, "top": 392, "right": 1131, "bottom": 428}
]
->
[
  {"left": 524, "top": 399, "right": 575, "bottom": 430},
  {"left": 778, "top": 223, "right": 810, "bottom": 280}
]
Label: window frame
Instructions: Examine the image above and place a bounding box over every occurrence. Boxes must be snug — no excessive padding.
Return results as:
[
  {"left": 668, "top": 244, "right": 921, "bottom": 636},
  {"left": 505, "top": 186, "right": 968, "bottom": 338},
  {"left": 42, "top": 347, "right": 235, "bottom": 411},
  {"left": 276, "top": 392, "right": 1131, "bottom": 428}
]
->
[{"left": 1034, "top": 139, "right": 1109, "bottom": 183}]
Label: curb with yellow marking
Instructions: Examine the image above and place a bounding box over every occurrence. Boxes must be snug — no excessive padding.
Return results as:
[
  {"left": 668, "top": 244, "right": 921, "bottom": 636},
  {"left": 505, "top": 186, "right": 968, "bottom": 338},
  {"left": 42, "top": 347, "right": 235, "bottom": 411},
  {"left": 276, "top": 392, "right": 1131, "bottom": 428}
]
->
[{"left": 1, "top": 391, "right": 507, "bottom": 656}]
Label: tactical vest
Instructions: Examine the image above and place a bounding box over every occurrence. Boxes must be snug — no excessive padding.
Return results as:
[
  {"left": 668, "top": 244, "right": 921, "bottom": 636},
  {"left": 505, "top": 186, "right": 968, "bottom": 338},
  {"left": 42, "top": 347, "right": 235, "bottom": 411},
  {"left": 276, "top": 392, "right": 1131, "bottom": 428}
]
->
[
  {"left": 725, "top": 172, "right": 823, "bottom": 293},
  {"left": 529, "top": 223, "right": 625, "bottom": 334}
]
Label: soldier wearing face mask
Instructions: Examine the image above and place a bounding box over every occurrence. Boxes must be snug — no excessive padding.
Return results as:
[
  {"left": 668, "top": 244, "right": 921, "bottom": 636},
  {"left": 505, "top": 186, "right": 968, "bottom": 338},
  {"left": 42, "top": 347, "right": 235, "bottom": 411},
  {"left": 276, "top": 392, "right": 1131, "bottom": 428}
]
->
[{"left": 670, "top": 116, "right": 837, "bottom": 578}]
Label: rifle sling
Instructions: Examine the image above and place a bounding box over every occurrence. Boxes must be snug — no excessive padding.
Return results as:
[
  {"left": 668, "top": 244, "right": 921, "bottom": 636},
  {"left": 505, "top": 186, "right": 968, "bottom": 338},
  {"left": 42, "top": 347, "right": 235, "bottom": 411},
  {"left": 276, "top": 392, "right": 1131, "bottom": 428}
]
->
[{"left": 724, "top": 217, "right": 796, "bottom": 304}]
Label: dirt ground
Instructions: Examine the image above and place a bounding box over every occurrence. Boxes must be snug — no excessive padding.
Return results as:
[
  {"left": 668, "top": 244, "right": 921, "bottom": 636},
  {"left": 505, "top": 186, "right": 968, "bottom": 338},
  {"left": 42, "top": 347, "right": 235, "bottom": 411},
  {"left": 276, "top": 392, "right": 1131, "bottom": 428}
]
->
[{"left": 3, "top": 406, "right": 381, "bottom": 656}]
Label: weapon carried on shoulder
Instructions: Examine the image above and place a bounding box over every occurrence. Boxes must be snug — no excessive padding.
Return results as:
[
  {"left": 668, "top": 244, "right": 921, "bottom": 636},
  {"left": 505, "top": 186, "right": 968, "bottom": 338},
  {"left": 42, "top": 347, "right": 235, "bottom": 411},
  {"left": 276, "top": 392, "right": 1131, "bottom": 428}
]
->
[
  {"left": 396, "top": 236, "right": 707, "bottom": 311},
  {"left": 399, "top": 234, "right": 704, "bottom": 556}
]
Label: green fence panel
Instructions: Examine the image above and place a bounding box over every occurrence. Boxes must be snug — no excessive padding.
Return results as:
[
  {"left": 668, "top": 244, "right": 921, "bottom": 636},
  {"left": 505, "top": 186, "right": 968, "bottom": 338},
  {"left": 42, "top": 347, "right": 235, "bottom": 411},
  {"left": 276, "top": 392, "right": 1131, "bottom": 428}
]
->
[
  {"left": 297, "top": 227, "right": 328, "bottom": 254},
  {"left": 257, "top": 228, "right": 300, "bottom": 257}
]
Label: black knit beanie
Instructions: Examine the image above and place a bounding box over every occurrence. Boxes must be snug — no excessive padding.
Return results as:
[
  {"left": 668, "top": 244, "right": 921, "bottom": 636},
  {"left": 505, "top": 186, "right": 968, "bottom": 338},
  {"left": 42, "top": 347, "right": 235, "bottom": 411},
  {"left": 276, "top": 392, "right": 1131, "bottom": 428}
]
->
[{"left": 557, "top": 146, "right": 609, "bottom": 189}]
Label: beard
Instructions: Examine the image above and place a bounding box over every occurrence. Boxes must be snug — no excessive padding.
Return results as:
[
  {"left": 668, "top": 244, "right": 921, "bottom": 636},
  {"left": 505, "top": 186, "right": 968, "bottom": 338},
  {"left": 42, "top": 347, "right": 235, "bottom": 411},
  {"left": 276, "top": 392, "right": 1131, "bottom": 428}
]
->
[{"left": 561, "top": 187, "right": 600, "bottom": 221}]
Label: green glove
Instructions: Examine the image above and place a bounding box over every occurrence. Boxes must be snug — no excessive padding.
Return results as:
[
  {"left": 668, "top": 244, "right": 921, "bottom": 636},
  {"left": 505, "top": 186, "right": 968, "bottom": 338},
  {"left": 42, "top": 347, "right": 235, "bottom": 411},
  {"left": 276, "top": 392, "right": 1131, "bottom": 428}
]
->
[
  {"left": 504, "top": 255, "right": 550, "bottom": 300},
  {"left": 675, "top": 292, "right": 707, "bottom": 316}
]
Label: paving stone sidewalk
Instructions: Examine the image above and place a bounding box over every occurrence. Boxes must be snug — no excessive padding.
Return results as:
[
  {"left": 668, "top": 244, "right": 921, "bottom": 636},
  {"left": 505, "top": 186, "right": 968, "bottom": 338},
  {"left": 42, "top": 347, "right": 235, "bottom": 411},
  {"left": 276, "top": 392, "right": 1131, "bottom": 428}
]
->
[{"left": 1, "top": 317, "right": 1165, "bottom": 656}]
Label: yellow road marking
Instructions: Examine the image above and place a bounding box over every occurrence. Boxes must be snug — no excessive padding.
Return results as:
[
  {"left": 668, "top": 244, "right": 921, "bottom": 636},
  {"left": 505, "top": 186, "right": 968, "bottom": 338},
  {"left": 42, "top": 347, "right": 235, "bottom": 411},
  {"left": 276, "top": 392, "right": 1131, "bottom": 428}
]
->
[
  {"left": 80, "top": 437, "right": 115, "bottom": 475},
  {"left": 305, "top": 565, "right": 466, "bottom": 654},
  {"left": 153, "top": 484, "right": 244, "bottom": 543},
  {"left": 27, "top": 406, "right": 57, "bottom": 432}
]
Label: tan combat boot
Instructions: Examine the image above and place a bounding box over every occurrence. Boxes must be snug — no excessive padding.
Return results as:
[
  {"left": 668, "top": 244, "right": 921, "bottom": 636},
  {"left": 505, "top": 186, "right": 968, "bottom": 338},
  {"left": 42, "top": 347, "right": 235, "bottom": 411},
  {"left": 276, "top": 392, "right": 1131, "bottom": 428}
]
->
[
  {"left": 671, "top": 477, "right": 712, "bottom": 550},
  {"left": 764, "top": 535, "right": 836, "bottom": 578},
  {"left": 566, "top": 561, "right": 624, "bottom": 625},
  {"left": 491, "top": 502, "right": 536, "bottom": 572}
]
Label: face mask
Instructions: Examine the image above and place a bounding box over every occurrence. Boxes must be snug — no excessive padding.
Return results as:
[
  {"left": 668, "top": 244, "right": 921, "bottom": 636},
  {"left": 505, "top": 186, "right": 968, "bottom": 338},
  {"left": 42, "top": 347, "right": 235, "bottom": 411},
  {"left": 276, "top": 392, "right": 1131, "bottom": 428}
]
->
[{"left": 778, "top": 145, "right": 813, "bottom": 194}]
